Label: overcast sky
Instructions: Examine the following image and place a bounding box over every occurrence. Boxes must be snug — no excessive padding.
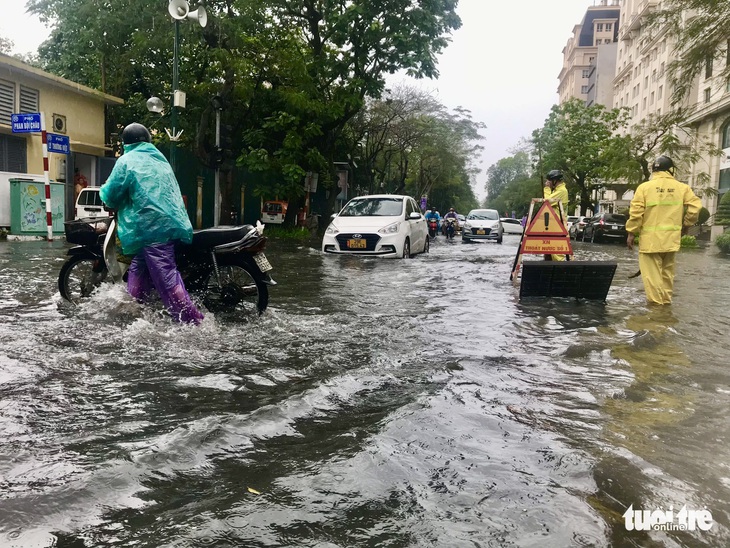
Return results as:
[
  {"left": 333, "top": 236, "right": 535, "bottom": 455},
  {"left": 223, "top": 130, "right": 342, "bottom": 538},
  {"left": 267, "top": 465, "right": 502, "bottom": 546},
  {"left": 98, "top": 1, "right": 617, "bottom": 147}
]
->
[{"left": 0, "top": 0, "right": 601, "bottom": 199}]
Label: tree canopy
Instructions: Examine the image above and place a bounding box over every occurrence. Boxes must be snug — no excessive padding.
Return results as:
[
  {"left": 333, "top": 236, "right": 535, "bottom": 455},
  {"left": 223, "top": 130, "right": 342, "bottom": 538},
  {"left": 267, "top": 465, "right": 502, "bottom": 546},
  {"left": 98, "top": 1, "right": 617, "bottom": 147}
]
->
[{"left": 25, "top": 0, "right": 464, "bottom": 218}]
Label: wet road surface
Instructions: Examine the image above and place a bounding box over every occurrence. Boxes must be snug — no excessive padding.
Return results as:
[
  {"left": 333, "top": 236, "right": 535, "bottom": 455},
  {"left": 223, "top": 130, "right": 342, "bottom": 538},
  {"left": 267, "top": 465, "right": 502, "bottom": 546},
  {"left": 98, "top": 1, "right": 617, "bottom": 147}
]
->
[{"left": 1, "top": 233, "right": 729, "bottom": 547}]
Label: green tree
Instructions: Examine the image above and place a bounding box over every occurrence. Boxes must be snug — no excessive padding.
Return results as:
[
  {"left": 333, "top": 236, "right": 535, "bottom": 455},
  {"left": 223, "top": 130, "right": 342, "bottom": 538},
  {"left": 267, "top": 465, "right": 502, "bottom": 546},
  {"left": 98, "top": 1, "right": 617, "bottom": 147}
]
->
[
  {"left": 27, "top": 0, "right": 462, "bottom": 223},
  {"left": 341, "top": 85, "right": 482, "bottom": 215},
  {"left": 611, "top": 108, "right": 722, "bottom": 197},
  {"left": 532, "top": 99, "right": 629, "bottom": 216},
  {"left": 0, "top": 36, "right": 13, "bottom": 54},
  {"left": 484, "top": 151, "right": 531, "bottom": 203}
]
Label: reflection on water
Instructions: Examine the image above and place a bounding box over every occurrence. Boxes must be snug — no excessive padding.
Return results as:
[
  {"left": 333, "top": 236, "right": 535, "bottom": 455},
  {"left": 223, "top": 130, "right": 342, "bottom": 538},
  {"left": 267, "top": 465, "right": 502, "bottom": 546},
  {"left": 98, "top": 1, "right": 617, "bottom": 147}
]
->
[{"left": 0, "top": 238, "right": 729, "bottom": 547}]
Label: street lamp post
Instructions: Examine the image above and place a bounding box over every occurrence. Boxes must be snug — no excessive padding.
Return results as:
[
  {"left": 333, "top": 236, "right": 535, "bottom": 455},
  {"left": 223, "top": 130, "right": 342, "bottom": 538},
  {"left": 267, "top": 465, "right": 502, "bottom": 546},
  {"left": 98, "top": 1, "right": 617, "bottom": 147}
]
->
[{"left": 165, "top": 0, "right": 207, "bottom": 173}]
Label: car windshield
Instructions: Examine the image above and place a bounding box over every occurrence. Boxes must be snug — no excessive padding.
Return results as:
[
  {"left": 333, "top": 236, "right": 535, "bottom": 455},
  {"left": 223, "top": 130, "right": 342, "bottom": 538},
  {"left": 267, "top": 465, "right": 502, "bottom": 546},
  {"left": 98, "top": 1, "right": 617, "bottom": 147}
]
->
[
  {"left": 339, "top": 197, "right": 403, "bottom": 217},
  {"left": 604, "top": 214, "right": 627, "bottom": 223},
  {"left": 468, "top": 210, "right": 499, "bottom": 221}
]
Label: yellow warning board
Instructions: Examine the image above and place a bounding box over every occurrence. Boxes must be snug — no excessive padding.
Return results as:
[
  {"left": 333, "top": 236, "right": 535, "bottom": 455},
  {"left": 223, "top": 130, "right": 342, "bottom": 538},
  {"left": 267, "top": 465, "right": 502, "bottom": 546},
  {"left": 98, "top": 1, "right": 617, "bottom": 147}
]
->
[
  {"left": 521, "top": 237, "right": 573, "bottom": 254},
  {"left": 524, "top": 200, "right": 569, "bottom": 237}
]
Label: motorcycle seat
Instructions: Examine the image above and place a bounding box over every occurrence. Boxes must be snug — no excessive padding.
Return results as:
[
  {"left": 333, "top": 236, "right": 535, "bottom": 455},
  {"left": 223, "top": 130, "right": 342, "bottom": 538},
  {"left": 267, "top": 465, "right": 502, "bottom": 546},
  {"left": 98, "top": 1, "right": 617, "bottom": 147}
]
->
[{"left": 192, "top": 225, "right": 254, "bottom": 248}]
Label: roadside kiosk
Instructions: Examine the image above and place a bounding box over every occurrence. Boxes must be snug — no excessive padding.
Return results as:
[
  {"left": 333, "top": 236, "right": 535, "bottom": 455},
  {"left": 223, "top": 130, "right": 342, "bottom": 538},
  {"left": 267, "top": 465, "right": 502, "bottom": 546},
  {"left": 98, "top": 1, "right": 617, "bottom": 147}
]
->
[{"left": 511, "top": 198, "right": 617, "bottom": 301}]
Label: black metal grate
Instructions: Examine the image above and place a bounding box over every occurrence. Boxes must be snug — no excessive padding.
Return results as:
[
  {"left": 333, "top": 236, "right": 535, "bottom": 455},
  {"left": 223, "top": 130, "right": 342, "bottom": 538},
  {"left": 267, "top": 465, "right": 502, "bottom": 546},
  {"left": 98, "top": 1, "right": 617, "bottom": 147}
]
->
[
  {"left": 519, "top": 261, "right": 617, "bottom": 301},
  {"left": 335, "top": 233, "right": 381, "bottom": 251}
]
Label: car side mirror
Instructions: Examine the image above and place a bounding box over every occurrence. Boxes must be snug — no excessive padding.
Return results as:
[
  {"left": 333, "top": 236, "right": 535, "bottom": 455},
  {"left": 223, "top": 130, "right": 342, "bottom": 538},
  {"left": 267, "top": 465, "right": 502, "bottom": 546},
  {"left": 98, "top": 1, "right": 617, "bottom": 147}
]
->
[
  {"left": 409, "top": 211, "right": 421, "bottom": 220},
  {"left": 331, "top": 213, "right": 337, "bottom": 220}
]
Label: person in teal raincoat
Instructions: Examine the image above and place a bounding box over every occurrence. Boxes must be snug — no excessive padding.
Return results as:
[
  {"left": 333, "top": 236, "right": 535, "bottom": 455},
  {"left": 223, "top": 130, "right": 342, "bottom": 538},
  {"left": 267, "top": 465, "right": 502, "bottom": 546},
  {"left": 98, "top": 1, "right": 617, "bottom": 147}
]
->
[{"left": 100, "top": 123, "right": 204, "bottom": 324}]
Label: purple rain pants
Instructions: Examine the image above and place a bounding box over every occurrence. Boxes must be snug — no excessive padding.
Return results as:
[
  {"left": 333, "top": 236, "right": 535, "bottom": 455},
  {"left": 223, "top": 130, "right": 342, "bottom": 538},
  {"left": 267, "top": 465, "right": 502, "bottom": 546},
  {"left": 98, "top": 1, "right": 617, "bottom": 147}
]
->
[{"left": 127, "top": 242, "right": 204, "bottom": 325}]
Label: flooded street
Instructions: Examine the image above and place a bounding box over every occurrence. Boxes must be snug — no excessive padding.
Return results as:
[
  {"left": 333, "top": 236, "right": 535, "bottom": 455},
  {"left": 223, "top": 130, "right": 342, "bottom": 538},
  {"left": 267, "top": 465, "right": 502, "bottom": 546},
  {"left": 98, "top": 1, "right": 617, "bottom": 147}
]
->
[{"left": 1, "top": 234, "right": 730, "bottom": 547}]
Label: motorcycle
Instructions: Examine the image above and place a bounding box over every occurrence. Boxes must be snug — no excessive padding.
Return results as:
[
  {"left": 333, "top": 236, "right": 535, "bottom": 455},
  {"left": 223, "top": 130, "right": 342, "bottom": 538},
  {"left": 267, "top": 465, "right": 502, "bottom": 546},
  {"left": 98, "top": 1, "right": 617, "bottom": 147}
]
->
[
  {"left": 427, "top": 218, "right": 439, "bottom": 239},
  {"left": 442, "top": 217, "right": 458, "bottom": 240},
  {"left": 59, "top": 216, "right": 275, "bottom": 316}
]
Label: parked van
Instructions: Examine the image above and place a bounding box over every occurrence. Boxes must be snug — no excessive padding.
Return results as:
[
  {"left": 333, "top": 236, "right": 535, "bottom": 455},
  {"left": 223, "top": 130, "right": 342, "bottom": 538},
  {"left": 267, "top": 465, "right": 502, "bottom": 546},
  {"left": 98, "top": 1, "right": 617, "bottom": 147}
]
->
[
  {"left": 261, "top": 200, "right": 288, "bottom": 224},
  {"left": 75, "top": 187, "right": 109, "bottom": 220}
]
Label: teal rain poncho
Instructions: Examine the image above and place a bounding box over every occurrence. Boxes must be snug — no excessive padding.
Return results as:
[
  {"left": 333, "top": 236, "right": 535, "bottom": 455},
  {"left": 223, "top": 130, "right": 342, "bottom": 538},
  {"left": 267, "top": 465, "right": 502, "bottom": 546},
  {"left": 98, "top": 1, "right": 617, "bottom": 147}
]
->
[{"left": 100, "top": 142, "right": 193, "bottom": 256}]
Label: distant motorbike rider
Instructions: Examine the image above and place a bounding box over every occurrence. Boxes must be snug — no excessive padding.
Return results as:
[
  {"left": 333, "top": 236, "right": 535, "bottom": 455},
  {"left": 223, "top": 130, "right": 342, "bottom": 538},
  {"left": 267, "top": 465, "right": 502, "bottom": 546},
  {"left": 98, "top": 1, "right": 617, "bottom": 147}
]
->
[
  {"left": 442, "top": 207, "right": 459, "bottom": 234},
  {"left": 626, "top": 155, "right": 702, "bottom": 305},
  {"left": 99, "top": 122, "right": 204, "bottom": 325},
  {"left": 543, "top": 169, "right": 569, "bottom": 261},
  {"left": 425, "top": 206, "right": 441, "bottom": 233}
]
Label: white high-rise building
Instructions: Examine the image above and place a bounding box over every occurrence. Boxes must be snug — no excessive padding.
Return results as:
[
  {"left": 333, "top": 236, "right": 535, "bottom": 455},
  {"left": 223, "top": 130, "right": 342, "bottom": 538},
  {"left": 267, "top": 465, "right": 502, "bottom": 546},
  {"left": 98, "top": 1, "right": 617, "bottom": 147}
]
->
[{"left": 558, "top": 0, "right": 620, "bottom": 107}]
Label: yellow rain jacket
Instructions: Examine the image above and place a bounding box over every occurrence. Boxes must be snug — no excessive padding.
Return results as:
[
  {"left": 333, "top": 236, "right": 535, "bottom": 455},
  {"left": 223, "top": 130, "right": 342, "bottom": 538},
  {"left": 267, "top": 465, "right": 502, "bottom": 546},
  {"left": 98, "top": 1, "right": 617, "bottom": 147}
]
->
[
  {"left": 626, "top": 171, "right": 702, "bottom": 253},
  {"left": 544, "top": 182, "right": 569, "bottom": 213}
]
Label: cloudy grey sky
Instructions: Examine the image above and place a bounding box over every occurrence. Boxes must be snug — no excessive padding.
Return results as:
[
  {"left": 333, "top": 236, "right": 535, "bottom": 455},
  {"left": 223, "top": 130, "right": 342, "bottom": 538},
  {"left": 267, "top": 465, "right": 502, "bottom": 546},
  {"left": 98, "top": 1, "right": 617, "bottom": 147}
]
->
[{"left": 1, "top": 0, "right": 601, "bottom": 198}]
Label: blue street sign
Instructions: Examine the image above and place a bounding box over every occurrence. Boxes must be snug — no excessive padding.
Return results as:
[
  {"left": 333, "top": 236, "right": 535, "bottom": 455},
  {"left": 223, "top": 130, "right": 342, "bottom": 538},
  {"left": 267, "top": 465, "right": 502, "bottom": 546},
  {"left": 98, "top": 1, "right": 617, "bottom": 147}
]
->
[
  {"left": 11, "top": 112, "right": 42, "bottom": 133},
  {"left": 47, "top": 133, "right": 70, "bottom": 155}
]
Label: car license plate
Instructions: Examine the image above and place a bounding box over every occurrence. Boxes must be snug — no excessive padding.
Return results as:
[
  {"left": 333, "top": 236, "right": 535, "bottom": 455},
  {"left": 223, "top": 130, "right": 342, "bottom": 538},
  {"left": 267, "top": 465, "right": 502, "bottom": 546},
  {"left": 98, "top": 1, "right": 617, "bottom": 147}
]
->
[
  {"left": 612, "top": 225, "right": 618, "bottom": 230},
  {"left": 253, "top": 253, "right": 273, "bottom": 272},
  {"left": 347, "top": 239, "right": 366, "bottom": 249},
  {"left": 477, "top": 229, "right": 486, "bottom": 235}
]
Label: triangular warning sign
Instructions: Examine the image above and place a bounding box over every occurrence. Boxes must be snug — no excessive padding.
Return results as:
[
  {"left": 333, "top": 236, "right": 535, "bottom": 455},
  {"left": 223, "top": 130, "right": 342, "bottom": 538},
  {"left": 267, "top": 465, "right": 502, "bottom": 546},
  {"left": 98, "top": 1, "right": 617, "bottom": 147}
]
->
[{"left": 525, "top": 201, "right": 569, "bottom": 236}]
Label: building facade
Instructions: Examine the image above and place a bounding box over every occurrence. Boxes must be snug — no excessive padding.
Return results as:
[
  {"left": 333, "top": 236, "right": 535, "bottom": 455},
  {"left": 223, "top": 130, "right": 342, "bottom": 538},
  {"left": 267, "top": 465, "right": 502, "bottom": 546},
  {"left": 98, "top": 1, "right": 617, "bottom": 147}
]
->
[
  {"left": 558, "top": 0, "right": 620, "bottom": 107},
  {"left": 0, "top": 53, "right": 123, "bottom": 226}
]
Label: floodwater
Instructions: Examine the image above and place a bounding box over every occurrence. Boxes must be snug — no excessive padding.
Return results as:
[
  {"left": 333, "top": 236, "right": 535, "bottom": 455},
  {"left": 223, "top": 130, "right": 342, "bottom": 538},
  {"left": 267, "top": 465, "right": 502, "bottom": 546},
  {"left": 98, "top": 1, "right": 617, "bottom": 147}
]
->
[{"left": 1, "top": 233, "right": 729, "bottom": 548}]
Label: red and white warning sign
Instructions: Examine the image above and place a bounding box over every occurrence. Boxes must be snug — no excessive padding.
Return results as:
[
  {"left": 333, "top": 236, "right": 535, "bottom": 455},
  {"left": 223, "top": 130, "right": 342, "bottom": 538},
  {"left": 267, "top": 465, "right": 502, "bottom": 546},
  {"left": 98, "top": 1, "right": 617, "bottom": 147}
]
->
[{"left": 519, "top": 200, "right": 573, "bottom": 255}]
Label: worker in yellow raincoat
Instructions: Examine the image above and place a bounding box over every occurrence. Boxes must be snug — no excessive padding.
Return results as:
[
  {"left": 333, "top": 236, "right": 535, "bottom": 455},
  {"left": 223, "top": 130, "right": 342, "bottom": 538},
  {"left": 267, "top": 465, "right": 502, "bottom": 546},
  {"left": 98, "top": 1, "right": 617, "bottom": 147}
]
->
[
  {"left": 543, "top": 169, "right": 570, "bottom": 261},
  {"left": 626, "top": 156, "right": 702, "bottom": 305}
]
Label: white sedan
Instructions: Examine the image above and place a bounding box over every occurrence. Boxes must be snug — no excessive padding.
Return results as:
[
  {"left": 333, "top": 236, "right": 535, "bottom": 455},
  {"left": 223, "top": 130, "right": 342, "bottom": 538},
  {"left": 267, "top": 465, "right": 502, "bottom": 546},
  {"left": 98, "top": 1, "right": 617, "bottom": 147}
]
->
[
  {"left": 322, "top": 195, "right": 429, "bottom": 258},
  {"left": 500, "top": 217, "right": 524, "bottom": 235},
  {"left": 462, "top": 209, "right": 503, "bottom": 244}
]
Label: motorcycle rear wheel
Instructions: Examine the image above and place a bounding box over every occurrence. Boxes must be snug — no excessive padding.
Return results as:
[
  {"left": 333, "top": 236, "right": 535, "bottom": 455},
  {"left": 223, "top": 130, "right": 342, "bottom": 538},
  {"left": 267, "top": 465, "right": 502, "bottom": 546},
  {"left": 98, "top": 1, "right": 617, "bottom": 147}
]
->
[
  {"left": 202, "top": 256, "right": 268, "bottom": 316},
  {"left": 58, "top": 255, "right": 108, "bottom": 304}
]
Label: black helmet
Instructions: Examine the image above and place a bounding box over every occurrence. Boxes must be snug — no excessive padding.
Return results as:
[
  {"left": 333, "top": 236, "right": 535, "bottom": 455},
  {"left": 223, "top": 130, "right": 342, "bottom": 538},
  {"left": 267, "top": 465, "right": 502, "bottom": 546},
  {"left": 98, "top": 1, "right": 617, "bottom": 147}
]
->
[
  {"left": 652, "top": 155, "right": 674, "bottom": 173},
  {"left": 546, "top": 170, "right": 563, "bottom": 182},
  {"left": 122, "top": 123, "right": 151, "bottom": 145}
]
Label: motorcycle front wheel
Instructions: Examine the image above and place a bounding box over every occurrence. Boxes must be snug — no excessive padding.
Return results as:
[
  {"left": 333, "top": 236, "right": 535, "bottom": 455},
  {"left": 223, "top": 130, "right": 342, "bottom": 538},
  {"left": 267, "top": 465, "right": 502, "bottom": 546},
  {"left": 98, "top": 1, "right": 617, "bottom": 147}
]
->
[
  {"left": 202, "top": 256, "right": 269, "bottom": 316},
  {"left": 58, "top": 255, "right": 108, "bottom": 304}
]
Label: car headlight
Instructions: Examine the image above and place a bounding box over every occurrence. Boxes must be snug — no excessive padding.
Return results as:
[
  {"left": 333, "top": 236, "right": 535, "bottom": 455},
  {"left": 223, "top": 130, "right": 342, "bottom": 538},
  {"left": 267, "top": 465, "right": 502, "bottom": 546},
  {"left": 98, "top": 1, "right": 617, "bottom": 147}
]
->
[
  {"left": 463, "top": 222, "right": 471, "bottom": 229},
  {"left": 378, "top": 222, "right": 399, "bottom": 234},
  {"left": 325, "top": 224, "right": 339, "bottom": 235}
]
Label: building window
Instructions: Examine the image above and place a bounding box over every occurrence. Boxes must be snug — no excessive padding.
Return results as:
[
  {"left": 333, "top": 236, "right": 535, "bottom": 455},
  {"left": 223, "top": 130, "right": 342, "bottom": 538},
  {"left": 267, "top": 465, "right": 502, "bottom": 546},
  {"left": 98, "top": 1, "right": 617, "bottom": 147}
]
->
[
  {"left": 0, "top": 79, "right": 15, "bottom": 126},
  {"left": 581, "top": 85, "right": 589, "bottom": 94},
  {"left": 644, "top": 76, "right": 649, "bottom": 88},
  {"left": 589, "top": 56, "right": 595, "bottom": 64},
  {"left": 642, "top": 97, "right": 647, "bottom": 110},
  {"left": 705, "top": 88, "right": 712, "bottom": 103},
  {"left": 19, "top": 86, "right": 39, "bottom": 114},
  {"left": 706, "top": 57, "right": 714, "bottom": 79},
  {"left": 658, "top": 86, "right": 663, "bottom": 100},
  {"left": 582, "top": 69, "right": 590, "bottom": 78},
  {"left": 597, "top": 23, "right": 604, "bottom": 32},
  {"left": 606, "top": 23, "right": 612, "bottom": 31},
  {"left": 650, "top": 91, "right": 655, "bottom": 104},
  {"left": 596, "top": 39, "right": 602, "bottom": 45},
  {"left": 0, "top": 133, "right": 27, "bottom": 172}
]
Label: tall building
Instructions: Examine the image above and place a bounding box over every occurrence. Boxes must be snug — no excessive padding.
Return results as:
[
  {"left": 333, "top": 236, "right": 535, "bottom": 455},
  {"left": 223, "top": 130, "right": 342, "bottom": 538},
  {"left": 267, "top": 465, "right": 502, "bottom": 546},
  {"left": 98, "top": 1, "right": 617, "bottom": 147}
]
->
[
  {"left": 558, "top": 0, "right": 620, "bottom": 107},
  {"left": 613, "top": 0, "right": 674, "bottom": 124}
]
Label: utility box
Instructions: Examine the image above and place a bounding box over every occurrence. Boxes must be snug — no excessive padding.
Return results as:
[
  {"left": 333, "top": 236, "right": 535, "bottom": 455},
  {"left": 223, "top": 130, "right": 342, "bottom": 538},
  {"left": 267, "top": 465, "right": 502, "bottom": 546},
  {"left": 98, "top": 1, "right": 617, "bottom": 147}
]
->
[{"left": 9, "top": 179, "right": 66, "bottom": 235}]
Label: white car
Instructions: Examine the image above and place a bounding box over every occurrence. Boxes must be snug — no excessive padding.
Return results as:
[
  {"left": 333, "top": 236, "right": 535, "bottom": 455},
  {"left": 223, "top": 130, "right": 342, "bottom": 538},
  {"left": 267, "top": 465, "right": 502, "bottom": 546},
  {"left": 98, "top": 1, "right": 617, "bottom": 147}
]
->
[
  {"left": 500, "top": 217, "right": 524, "bottom": 235},
  {"left": 74, "top": 187, "right": 111, "bottom": 220},
  {"left": 322, "top": 194, "right": 429, "bottom": 258},
  {"left": 462, "top": 209, "right": 503, "bottom": 243}
]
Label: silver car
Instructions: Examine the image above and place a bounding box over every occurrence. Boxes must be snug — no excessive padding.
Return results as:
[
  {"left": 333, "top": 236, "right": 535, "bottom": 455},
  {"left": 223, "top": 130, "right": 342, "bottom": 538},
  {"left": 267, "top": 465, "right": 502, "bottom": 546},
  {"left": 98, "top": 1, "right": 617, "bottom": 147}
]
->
[{"left": 462, "top": 209, "right": 503, "bottom": 244}]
